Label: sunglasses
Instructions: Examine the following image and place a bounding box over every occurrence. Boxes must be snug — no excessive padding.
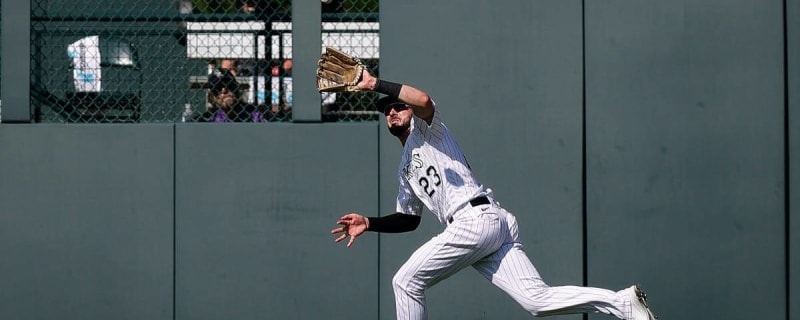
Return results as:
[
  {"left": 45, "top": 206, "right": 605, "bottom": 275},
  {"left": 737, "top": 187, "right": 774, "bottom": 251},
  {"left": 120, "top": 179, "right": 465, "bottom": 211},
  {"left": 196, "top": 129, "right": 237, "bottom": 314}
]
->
[{"left": 383, "top": 103, "right": 409, "bottom": 115}]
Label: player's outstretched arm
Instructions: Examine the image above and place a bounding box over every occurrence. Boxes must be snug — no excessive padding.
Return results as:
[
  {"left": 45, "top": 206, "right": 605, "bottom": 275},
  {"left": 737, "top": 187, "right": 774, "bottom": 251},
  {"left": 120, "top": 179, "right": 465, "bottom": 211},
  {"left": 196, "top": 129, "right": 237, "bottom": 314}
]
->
[
  {"left": 357, "top": 70, "right": 434, "bottom": 124},
  {"left": 331, "top": 212, "right": 421, "bottom": 247}
]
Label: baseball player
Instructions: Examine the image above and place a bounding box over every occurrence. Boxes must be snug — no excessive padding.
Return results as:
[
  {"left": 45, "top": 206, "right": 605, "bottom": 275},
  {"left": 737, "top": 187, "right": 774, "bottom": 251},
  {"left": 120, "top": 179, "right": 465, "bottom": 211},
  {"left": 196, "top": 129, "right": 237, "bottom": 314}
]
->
[{"left": 331, "top": 70, "right": 657, "bottom": 320}]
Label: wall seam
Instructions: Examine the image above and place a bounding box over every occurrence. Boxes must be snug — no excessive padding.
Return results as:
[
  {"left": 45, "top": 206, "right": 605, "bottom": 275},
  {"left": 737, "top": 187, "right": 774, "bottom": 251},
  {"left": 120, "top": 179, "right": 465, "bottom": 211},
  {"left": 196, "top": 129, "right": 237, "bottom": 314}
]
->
[
  {"left": 784, "top": 0, "right": 791, "bottom": 319},
  {"left": 377, "top": 122, "right": 382, "bottom": 320},
  {"left": 581, "top": 0, "right": 588, "bottom": 281},
  {"left": 173, "top": 124, "right": 177, "bottom": 320},
  {"left": 581, "top": 1, "right": 589, "bottom": 319}
]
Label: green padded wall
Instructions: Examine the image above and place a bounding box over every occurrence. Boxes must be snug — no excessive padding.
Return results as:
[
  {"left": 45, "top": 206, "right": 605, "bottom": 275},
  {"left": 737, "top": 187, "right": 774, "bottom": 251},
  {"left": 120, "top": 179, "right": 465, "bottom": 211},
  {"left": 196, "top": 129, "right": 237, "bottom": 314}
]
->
[
  {"left": 585, "top": 1, "right": 785, "bottom": 319},
  {"left": 174, "top": 124, "right": 380, "bottom": 320},
  {"left": 0, "top": 1, "right": 796, "bottom": 319},
  {"left": 0, "top": 124, "right": 174, "bottom": 320}
]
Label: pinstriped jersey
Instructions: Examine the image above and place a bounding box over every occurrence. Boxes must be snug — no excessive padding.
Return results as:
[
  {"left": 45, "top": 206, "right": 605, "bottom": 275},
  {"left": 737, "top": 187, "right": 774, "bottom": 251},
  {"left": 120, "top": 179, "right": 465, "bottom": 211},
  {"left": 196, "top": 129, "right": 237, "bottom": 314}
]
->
[{"left": 395, "top": 104, "right": 487, "bottom": 224}]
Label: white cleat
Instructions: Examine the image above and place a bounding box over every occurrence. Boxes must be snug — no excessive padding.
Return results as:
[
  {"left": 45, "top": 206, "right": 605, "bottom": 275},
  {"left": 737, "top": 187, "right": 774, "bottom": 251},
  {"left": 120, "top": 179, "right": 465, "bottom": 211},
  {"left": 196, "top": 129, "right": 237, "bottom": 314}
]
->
[{"left": 626, "top": 285, "right": 657, "bottom": 320}]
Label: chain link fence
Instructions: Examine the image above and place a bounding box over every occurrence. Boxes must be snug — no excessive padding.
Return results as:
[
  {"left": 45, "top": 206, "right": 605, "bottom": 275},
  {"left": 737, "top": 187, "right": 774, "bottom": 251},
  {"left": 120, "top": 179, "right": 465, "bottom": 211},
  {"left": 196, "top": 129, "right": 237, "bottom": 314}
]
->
[
  {"left": 29, "top": 0, "right": 380, "bottom": 123},
  {"left": 321, "top": 0, "right": 380, "bottom": 122}
]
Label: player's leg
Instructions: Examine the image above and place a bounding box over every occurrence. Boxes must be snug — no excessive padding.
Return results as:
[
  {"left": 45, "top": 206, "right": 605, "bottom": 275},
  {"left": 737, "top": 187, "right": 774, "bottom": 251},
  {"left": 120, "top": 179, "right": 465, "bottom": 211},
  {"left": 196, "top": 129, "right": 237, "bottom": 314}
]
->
[
  {"left": 393, "top": 213, "right": 506, "bottom": 320},
  {"left": 470, "top": 211, "right": 631, "bottom": 318},
  {"left": 472, "top": 242, "right": 629, "bottom": 318}
]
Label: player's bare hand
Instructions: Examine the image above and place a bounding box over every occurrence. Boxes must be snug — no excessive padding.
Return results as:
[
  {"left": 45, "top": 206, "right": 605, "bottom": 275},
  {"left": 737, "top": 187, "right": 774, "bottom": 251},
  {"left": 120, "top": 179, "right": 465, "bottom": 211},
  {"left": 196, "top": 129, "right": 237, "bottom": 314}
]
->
[
  {"left": 357, "top": 69, "right": 377, "bottom": 91},
  {"left": 331, "top": 213, "right": 368, "bottom": 247}
]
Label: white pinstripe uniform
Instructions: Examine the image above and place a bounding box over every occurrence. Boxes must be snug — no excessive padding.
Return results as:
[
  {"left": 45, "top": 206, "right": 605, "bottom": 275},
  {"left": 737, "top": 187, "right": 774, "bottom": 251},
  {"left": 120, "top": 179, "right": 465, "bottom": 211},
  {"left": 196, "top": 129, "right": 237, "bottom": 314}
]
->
[{"left": 391, "top": 104, "right": 639, "bottom": 320}]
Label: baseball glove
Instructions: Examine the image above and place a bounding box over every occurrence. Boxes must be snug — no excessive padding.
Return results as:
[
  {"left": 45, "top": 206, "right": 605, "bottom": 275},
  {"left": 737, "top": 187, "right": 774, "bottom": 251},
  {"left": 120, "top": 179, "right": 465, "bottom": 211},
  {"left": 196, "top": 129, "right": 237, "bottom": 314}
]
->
[{"left": 316, "top": 47, "right": 366, "bottom": 92}]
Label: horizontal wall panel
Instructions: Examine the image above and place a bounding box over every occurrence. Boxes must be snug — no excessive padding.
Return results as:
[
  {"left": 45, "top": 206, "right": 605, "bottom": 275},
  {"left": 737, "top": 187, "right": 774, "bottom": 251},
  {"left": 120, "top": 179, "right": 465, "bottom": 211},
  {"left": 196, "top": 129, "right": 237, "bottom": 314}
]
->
[
  {"left": 175, "top": 123, "right": 380, "bottom": 320},
  {"left": 585, "top": 1, "right": 785, "bottom": 319},
  {"left": 0, "top": 124, "right": 175, "bottom": 320}
]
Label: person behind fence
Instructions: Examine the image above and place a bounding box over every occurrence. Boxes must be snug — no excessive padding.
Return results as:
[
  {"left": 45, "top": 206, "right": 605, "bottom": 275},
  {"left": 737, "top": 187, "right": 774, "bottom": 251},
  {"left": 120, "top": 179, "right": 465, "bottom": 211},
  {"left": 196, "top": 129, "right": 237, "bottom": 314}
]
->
[
  {"left": 219, "top": 59, "right": 240, "bottom": 76},
  {"left": 199, "top": 71, "right": 265, "bottom": 122}
]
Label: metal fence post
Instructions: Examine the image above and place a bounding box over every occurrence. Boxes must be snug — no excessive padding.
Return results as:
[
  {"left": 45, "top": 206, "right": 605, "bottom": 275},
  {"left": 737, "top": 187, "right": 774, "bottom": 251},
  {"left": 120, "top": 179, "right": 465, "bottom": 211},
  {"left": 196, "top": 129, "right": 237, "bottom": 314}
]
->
[
  {"left": 1, "top": 0, "right": 32, "bottom": 123},
  {"left": 291, "top": 0, "right": 321, "bottom": 122}
]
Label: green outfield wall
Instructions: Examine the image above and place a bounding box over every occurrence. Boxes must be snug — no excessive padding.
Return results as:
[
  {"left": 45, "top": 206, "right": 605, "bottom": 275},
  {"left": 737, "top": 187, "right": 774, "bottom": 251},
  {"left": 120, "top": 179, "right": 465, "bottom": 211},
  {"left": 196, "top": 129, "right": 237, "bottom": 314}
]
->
[{"left": 1, "top": 0, "right": 797, "bottom": 320}]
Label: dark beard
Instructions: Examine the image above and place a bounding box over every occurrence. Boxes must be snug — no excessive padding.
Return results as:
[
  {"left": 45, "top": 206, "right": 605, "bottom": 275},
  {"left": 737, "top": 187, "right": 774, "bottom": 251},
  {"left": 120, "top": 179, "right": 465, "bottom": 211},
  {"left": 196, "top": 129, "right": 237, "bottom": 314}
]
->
[{"left": 388, "top": 124, "right": 409, "bottom": 137}]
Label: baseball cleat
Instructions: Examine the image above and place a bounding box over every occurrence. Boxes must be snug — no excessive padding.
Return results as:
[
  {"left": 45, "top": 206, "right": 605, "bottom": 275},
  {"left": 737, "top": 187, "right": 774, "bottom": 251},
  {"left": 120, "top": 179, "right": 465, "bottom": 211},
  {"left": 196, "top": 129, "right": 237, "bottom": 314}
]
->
[{"left": 627, "top": 285, "right": 657, "bottom": 320}]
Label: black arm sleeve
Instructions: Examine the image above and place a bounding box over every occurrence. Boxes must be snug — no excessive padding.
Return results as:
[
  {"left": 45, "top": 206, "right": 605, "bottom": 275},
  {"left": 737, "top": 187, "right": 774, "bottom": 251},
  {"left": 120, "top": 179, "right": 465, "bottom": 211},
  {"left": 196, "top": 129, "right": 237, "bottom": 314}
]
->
[
  {"left": 366, "top": 213, "right": 421, "bottom": 233},
  {"left": 374, "top": 79, "right": 402, "bottom": 99}
]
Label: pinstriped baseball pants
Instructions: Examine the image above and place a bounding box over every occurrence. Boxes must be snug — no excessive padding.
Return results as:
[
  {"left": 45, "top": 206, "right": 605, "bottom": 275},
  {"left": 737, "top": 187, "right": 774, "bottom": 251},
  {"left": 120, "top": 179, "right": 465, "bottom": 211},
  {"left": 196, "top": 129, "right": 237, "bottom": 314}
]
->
[{"left": 392, "top": 204, "right": 630, "bottom": 319}]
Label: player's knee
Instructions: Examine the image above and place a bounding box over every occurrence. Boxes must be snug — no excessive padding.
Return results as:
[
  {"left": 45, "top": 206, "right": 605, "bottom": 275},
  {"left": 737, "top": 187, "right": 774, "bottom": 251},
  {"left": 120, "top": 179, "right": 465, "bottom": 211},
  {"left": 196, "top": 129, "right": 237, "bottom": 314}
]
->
[
  {"left": 392, "top": 271, "right": 424, "bottom": 297},
  {"left": 391, "top": 272, "right": 409, "bottom": 291}
]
